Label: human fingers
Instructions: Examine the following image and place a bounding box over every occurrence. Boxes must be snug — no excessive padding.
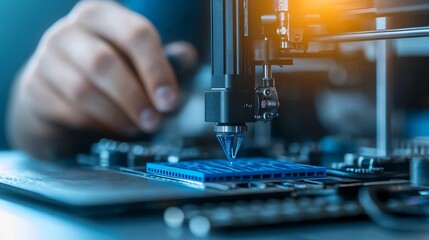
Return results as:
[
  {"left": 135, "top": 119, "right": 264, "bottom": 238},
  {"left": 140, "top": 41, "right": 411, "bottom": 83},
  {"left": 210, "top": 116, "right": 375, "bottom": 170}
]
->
[
  {"left": 40, "top": 20, "right": 162, "bottom": 132},
  {"left": 70, "top": 1, "right": 179, "bottom": 113}
]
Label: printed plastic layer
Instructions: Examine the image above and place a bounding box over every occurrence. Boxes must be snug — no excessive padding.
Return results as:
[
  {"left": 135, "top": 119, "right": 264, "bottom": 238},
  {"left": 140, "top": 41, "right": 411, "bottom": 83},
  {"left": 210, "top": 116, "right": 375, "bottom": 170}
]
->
[{"left": 146, "top": 158, "right": 326, "bottom": 182}]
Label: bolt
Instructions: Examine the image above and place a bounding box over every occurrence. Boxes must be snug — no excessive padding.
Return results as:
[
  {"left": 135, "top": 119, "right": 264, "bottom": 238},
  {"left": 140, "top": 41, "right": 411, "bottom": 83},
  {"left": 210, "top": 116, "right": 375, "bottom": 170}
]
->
[
  {"left": 277, "top": 27, "right": 287, "bottom": 35},
  {"left": 263, "top": 112, "right": 271, "bottom": 120},
  {"left": 294, "top": 35, "right": 300, "bottom": 41},
  {"left": 263, "top": 89, "right": 271, "bottom": 96}
]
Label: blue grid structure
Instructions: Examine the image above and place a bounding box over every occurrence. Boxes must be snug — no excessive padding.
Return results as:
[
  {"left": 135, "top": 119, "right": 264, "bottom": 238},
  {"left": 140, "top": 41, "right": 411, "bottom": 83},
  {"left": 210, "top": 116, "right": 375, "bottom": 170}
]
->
[{"left": 146, "top": 158, "right": 326, "bottom": 183}]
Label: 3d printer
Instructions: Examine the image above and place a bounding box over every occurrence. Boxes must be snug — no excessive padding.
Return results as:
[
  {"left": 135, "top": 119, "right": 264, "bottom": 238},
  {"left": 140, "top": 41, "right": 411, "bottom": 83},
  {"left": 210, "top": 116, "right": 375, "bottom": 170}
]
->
[
  {"left": 2, "top": 1, "right": 429, "bottom": 238},
  {"left": 205, "top": 0, "right": 429, "bottom": 161}
]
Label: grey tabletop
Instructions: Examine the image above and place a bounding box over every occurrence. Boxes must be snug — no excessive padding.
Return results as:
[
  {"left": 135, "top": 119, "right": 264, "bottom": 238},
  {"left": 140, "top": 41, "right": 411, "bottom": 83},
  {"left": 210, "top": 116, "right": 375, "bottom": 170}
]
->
[
  {"left": 0, "top": 151, "right": 428, "bottom": 240},
  {"left": 1, "top": 197, "right": 427, "bottom": 240}
]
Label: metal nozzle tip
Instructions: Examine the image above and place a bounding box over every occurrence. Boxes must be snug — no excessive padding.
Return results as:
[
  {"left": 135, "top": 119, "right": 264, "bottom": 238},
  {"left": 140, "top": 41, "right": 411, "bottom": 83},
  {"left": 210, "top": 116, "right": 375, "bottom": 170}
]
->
[{"left": 216, "top": 133, "right": 244, "bottom": 162}]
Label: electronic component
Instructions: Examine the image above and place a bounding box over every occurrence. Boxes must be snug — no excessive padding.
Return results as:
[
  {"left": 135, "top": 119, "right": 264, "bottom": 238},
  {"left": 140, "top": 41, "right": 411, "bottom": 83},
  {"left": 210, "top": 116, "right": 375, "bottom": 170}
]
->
[
  {"left": 411, "top": 156, "right": 429, "bottom": 186},
  {"left": 329, "top": 154, "right": 410, "bottom": 180},
  {"left": 78, "top": 138, "right": 226, "bottom": 168},
  {"left": 146, "top": 158, "right": 326, "bottom": 183}
]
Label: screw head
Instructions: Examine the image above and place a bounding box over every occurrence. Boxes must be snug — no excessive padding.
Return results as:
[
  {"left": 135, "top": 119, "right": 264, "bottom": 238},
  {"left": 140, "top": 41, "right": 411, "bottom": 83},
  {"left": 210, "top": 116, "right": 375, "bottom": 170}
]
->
[
  {"left": 263, "top": 112, "right": 271, "bottom": 120},
  {"left": 277, "top": 27, "right": 287, "bottom": 35},
  {"left": 263, "top": 89, "right": 271, "bottom": 96},
  {"left": 294, "top": 35, "right": 300, "bottom": 41}
]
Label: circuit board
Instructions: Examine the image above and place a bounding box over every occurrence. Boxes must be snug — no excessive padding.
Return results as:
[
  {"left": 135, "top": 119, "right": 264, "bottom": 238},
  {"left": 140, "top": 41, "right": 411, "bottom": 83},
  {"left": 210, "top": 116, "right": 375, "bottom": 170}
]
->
[{"left": 146, "top": 158, "right": 326, "bottom": 182}]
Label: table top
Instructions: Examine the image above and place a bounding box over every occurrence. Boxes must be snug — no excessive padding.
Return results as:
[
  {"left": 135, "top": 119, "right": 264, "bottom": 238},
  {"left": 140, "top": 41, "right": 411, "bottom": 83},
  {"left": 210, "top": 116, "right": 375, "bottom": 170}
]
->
[{"left": 0, "top": 151, "right": 428, "bottom": 240}]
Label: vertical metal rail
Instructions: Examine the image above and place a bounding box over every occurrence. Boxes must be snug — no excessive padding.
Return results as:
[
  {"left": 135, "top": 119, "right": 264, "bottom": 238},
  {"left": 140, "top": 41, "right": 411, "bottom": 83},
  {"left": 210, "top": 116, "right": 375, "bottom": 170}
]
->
[{"left": 376, "top": 17, "right": 393, "bottom": 157}]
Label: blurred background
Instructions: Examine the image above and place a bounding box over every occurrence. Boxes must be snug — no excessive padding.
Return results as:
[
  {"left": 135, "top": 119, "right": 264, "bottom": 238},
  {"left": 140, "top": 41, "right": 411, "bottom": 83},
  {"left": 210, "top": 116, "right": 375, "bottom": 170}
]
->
[
  {"left": 2, "top": 0, "right": 429, "bottom": 153},
  {"left": 0, "top": 0, "right": 79, "bottom": 149}
]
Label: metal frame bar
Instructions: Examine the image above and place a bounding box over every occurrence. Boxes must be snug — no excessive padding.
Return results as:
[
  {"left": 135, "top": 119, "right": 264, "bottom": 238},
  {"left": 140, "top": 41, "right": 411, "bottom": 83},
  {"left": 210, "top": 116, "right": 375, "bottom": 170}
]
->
[{"left": 317, "top": 26, "right": 429, "bottom": 42}]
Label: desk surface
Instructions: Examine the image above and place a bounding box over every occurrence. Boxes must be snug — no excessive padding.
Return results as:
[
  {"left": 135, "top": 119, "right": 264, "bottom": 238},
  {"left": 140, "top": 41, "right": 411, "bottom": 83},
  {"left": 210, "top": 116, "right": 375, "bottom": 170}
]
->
[{"left": 0, "top": 151, "right": 428, "bottom": 240}]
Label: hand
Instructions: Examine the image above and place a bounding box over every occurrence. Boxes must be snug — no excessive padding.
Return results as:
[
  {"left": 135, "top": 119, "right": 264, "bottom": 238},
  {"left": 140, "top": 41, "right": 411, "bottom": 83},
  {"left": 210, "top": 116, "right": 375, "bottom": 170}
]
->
[{"left": 7, "top": 0, "right": 197, "bottom": 158}]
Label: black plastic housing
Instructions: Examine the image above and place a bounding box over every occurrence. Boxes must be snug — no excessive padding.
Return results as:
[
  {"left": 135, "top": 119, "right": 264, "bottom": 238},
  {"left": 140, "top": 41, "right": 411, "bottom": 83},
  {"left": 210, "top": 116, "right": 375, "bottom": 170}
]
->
[{"left": 205, "top": 0, "right": 256, "bottom": 125}]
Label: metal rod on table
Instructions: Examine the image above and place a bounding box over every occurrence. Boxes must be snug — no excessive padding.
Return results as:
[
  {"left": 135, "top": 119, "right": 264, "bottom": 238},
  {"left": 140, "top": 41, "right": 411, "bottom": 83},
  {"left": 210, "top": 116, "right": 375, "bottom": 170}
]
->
[{"left": 317, "top": 26, "right": 429, "bottom": 42}]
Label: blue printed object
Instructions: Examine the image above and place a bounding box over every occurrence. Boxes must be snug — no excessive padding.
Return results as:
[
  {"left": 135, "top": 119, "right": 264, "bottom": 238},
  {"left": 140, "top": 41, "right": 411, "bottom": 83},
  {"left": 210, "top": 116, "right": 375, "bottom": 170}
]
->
[{"left": 146, "top": 158, "right": 326, "bottom": 182}]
